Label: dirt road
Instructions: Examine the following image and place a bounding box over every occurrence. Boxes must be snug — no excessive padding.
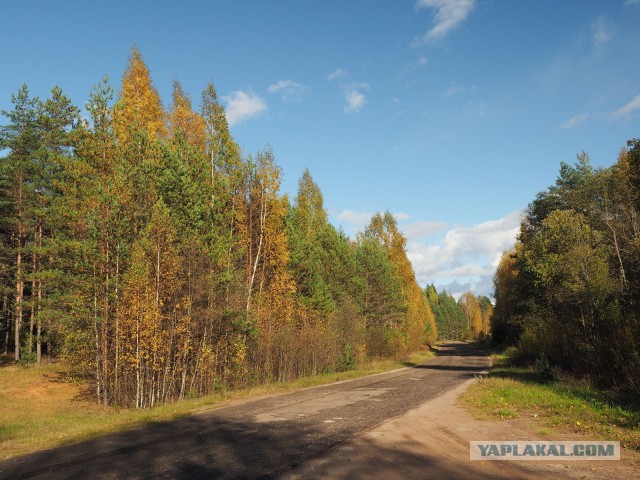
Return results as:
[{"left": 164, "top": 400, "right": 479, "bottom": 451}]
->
[
  {"left": 3, "top": 342, "right": 635, "bottom": 479},
  {"left": 0, "top": 342, "right": 487, "bottom": 479}
]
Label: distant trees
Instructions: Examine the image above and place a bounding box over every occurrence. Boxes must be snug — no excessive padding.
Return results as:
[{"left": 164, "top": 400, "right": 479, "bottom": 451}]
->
[
  {"left": 364, "top": 212, "right": 437, "bottom": 351},
  {"left": 492, "top": 147, "right": 640, "bottom": 393},
  {"left": 0, "top": 48, "right": 437, "bottom": 407},
  {"left": 423, "top": 284, "right": 490, "bottom": 341}
]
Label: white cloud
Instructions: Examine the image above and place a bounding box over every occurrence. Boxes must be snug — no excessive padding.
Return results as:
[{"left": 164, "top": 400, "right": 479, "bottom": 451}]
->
[
  {"left": 401, "top": 220, "right": 447, "bottom": 240},
  {"left": 433, "top": 279, "right": 475, "bottom": 299},
  {"left": 406, "top": 210, "right": 522, "bottom": 297},
  {"left": 223, "top": 90, "right": 267, "bottom": 127},
  {"left": 443, "top": 85, "right": 465, "bottom": 97},
  {"left": 343, "top": 82, "right": 370, "bottom": 113},
  {"left": 436, "top": 276, "right": 494, "bottom": 299},
  {"left": 328, "top": 75, "right": 370, "bottom": 113},
  {"left": 337, "top": 210, "right": 412, "bottom": 234},
  {"left": 443, "top": 83, "right": 477, "bottom": 98},
  {"left": 267, "top": 80, "right": 310, "bottom": 102},
  {"left": 592, "top": 16, "right": 613, "bottom": 47},
  {"left": 558, "top": 113, "right": 590, "bottom": 130},
  {"left": 337, "top": 208, "right": 521, "bottom": 297},
  {"left": 344, "top": 82, "right": 370, "bottom": 90},
  {"left": 328, "top": 69, "right": 348, "bottom": 81},
  {"left": 626, "top": 0, "right": 640, "bottom": 5},
  {"left": 413, "top": 0, "right": 475, "bottom": 46},
  {"left": 610, "top": 94, "right": 640, "bottom": 120},
  {"left": 337, "top": 210, "right": 374, "bottom": 233},
  {"left": 435, "top": 264, "right": 494, "bottom": 279},
  {"left": 442, "top": 211, "right": 521, "bottom": 258},
  {"left": 345, "top": 90, "right": 366, "bottom": 113},
  {"left": 399, "top": 56, "right": 429, "bottom": 76}
]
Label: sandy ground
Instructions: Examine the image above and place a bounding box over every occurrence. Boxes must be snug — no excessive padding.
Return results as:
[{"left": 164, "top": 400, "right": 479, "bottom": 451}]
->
[{"left": 284, "top": 378, "right": 640, "bottom": 480}]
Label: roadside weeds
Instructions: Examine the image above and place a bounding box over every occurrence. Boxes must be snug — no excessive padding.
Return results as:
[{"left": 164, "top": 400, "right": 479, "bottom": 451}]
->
[{"left": 459, "top": 361, "right": 640, "bottom": 451}]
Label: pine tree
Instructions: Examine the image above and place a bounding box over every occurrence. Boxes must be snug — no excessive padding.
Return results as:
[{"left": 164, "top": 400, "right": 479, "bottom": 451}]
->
[
  {"left": 295, "top": 168, "right": 328, "bottom": 238},
  {"left": 0, "top": 85, "right": 41, "bottom": 361},
  {"left": 288, "top": 169, "right": 334, "bottom": 313},
  {"left": 0, "top": 160, "right": 14, "bottom": 355},
  {"left": 365, "top": 212, "right": 437, "bottom": 350},
  {"left": 34, "top": 86, "right": 80, "bottom": 364},
  {"left": 70, "top": 76, "right": 128, "bottom": 401}
]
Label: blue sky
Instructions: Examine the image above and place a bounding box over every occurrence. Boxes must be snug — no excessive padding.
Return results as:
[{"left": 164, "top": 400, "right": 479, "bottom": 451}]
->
[{"left": 2, "top": 0, "right": 640, "bottom": 297}]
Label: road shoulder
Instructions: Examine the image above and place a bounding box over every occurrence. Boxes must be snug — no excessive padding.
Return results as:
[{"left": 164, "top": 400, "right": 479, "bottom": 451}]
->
[{"left": 284, "top": 376, "right": 640, "bottom": 479}]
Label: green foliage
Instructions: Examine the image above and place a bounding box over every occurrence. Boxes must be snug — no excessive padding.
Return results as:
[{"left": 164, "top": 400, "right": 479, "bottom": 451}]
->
[
  {"left": 294, "top": 168, "right": 327, "bottom": 238},
  {"left": 0, "top": 49, "right": 435, "bottom": 406},
  {"left": 534, "top": 353, "right": 554, "bottom": 380},
  {"left": 17, "top": 346, "right": 37, "bottom": 365},
  {"left": 355, "top": 236, "right": 405, "bottom": 326},
  {"left": 461, "top": 364, "right": 640, "bottom": 450},
  {"left": 338, "top": 342, "right": 356, "bottom": 371},
  {"left": 424, "top": 284, "right": 469, "bottom": 341},
  {"left": 492, "top": 148, "right": 640, "bottom": 394}
]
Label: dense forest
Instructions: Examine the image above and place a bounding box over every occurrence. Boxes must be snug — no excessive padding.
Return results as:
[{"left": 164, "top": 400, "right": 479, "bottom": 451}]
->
[
  {"left": 492, "top": 144, "right": 640, "bottom": 394},
  {"left": 0, "top": 48, "right": 469, "bottom": 408},
  {"left": 424, "top": 285, "right": 492, "bottom": 341}
]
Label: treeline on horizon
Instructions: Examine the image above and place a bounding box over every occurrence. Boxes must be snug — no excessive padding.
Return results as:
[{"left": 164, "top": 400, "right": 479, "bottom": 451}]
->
[
  {"left": 425, "top": 285, "right": 492, "bottom": 342},
  {"left": 492, "top": 143, "right": 640, "bottom": 394},
  {"left": 0, "top": 48, "right": 491, "bottom": 408}
]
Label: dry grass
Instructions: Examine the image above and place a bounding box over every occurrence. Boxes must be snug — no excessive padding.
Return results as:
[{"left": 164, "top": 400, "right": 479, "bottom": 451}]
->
[{"left": 0, "top": 349, "right": 434, "bottom": 460}]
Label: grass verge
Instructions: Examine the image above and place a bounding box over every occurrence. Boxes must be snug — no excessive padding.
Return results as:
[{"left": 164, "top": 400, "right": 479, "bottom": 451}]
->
[
  {"left": 459, "top": 360, "right": 640, "bottom": 450},
  {"left": 0, "top": 349, "right": 434, "bottom": 460}
]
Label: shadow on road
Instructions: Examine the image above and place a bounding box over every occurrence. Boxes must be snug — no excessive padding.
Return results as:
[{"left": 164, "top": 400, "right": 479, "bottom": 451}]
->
[
  {"left": 4, "top": 414, "right": 328, "bottom": 479},
  {"left": 0, "top": 341, "right": 493, "bottom": 479},
  {"left": 414, "top": 364, "right": 488, "bottom": 373},
  {"left": 2, "top": 412, "right": 514, "bottom": 480},
  {"left": 284, "top": 435, "right": 523, "bottom": 480},
  {"left": 431, "top": 342, "right": 490, "bottom": 357}
]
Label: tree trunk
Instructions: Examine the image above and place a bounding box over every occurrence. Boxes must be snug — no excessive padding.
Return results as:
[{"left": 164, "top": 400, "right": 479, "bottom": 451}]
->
[
  {"left": 136, "top": 309, "right": 141, "bottom": 408},
  {"left": 28, "top": 242, "right": 37, "bottom": 356},
  {"left": 246, "top": 186, "right": 266, "bottom": 312},
  {"left": 36, "top": 279, "right": 42, "bottom": 365},
  {"left": 36, "top": 224, "right": 42, "bottom": 365},
  {"left": 102, "top": 241, "right": 110, "bottom": 405},
  {"left": 15, "top": 172, "right": 24, "bottom": 362},
  {"left": 15, "top": 236, "right": 23, "bottom": 362},
  {"left": 115, "top": 247, "right": 120, "bottom": 396},
  {"left": 93, "top": 265, "right": 101, "bottom": 402},
  {"left": 3, "top": 295, "right": 9, "bottom": 355}
]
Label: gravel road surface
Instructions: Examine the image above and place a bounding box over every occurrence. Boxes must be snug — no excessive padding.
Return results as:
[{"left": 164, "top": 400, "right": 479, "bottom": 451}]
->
[{"left": 0, "top": 342, "right": 489, "bottom": 479}]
